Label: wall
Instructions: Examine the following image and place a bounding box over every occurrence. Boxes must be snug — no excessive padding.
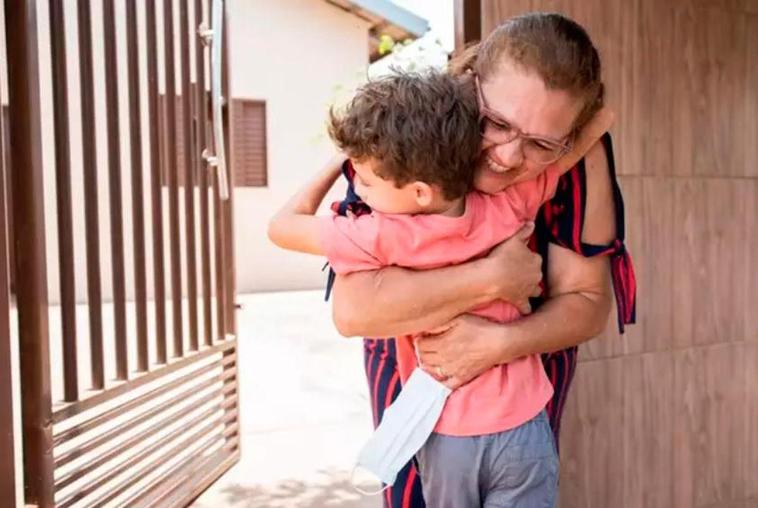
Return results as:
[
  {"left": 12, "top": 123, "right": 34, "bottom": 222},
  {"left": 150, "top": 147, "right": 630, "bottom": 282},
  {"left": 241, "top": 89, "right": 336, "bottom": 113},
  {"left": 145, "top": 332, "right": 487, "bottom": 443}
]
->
[
  {"left": 228, "top": 0, "right": 371, "bottom": 293},
  {"left": 481, "top": 1, "right": 758, "bottom": 506}
]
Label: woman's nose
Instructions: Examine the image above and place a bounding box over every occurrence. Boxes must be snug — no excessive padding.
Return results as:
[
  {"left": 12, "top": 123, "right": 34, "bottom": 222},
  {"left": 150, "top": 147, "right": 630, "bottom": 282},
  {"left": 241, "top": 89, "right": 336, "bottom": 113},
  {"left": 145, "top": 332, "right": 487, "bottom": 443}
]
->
[{"left": 491, "top": 139, "right": 524, "bottom": 169}]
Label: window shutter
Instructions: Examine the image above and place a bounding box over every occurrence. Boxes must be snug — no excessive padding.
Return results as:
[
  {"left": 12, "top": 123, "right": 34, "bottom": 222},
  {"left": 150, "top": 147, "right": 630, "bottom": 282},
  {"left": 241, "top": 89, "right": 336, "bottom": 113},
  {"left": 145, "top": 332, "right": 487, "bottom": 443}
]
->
[{"left": 230, "top": 99, "right": 267, "bottom": 187}]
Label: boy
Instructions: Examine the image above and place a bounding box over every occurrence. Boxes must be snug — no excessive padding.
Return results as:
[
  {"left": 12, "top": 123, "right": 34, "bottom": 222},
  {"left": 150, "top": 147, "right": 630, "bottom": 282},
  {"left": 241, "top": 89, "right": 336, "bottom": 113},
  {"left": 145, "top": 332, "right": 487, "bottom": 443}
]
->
[{"left": 268, "top": 70, "right": 610, "bottom": 506}]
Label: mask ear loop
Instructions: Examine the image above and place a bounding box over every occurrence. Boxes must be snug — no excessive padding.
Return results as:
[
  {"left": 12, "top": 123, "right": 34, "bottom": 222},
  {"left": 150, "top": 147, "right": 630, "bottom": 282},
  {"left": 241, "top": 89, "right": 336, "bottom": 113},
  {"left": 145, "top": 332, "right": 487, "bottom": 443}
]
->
[{"left": 350, "top": 465, "right": 391, "bottom": 496}]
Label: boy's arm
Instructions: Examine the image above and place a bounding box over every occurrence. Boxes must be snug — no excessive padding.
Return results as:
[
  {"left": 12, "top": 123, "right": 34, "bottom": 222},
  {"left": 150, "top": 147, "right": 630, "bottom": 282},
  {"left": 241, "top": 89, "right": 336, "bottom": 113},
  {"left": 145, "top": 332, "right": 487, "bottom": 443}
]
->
[
  {"left": 267, "top": 153, "right": 346, "bottom": 255},
  {"left": 506, "top": 107, "right": 615, "bottom": 215},
  {"left": 547, "top": 107, "right": 614, "bottom": 178}
]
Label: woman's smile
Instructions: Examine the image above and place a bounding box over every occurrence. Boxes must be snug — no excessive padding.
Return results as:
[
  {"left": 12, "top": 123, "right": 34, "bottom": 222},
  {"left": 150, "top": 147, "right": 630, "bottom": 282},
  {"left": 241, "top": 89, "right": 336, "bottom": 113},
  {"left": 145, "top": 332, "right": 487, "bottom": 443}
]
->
[{"left": 485, "top": 155, "right": 513, "bottom": 174}]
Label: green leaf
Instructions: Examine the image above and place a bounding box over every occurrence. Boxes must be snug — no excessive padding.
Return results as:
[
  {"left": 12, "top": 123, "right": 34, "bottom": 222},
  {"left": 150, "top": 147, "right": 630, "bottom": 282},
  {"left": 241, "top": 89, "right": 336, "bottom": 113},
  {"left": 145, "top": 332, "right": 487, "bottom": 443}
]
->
[{"left": 378, "top": 34, "right": 395, "bottom": 55}]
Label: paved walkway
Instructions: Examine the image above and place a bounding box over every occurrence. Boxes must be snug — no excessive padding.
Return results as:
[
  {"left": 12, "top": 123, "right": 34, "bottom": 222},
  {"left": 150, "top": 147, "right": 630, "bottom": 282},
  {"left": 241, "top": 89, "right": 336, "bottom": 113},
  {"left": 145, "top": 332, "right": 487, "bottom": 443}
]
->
[{"left": 192, "top": 290, "right": 382, "bottom": 508}]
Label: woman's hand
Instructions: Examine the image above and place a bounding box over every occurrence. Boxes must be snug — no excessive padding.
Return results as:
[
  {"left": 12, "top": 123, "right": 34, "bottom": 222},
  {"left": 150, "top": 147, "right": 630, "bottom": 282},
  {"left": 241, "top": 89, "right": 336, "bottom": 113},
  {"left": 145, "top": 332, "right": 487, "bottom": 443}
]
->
[
  {"left": 415, "top": 314, "right": 507, "bottom": 389},
  {"left": 481, "top": 222, "right": 543, "bottom": 314}
]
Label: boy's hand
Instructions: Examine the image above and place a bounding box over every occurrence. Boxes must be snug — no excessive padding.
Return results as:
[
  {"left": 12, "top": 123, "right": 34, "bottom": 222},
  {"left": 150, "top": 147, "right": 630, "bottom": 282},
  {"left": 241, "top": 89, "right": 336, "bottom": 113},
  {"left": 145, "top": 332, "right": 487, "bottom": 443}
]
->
[
  {"left": 268, "top": 150, "right": 349, "bottom": 255},
  {"left": 326, "top": 150, "right": 349, "bottom": 173},
  {"left": 553, "top": 107, "right": 615, "bottom": 173}
]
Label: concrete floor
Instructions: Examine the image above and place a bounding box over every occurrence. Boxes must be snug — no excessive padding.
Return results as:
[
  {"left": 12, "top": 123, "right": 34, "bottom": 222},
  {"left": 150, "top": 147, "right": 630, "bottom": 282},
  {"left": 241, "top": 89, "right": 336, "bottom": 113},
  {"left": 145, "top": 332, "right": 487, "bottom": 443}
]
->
[{"left": 191, "top": 290, "right": 382, "bottom": 508}]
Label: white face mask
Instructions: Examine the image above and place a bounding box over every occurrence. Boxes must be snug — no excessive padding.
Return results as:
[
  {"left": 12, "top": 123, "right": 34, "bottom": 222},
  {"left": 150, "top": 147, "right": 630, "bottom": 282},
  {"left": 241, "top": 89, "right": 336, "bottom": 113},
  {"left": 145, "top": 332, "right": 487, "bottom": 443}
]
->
[{"left": 351, "top": 368, "right": 452, "bottom": 495}]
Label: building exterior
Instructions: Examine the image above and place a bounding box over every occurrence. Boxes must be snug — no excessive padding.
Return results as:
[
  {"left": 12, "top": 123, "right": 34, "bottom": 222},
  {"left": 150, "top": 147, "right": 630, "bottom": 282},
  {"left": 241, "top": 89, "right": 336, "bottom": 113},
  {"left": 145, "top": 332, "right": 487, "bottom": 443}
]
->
[{"left": 229, "top": 0, "right": 429, "bottom": 294}]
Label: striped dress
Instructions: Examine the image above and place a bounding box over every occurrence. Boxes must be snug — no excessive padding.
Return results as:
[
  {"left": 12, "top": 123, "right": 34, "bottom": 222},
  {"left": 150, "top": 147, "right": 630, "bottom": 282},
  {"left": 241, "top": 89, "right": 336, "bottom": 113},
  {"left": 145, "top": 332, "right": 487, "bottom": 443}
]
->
[{"left": 325, "top": 133, "right": 636, "bottom": 508}]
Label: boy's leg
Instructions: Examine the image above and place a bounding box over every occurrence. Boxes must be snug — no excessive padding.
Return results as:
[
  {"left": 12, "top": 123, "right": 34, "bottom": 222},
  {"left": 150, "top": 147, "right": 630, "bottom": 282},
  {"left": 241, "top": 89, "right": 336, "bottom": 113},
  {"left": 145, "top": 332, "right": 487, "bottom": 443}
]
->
[
  {"left": 483, "top": 410, "right": 559, "bottom": 508},
  {"left": 415, "top": 433, "right": 484, "bottom": 508},
  {"left": 364, "top": 338, "right": 425, "bottom": 508}
]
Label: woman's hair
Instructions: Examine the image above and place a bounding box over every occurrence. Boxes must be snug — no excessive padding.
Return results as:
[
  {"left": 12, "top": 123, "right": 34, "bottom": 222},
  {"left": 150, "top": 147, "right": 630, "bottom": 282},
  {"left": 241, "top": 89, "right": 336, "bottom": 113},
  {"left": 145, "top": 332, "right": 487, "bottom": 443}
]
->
[
  {"left": 449, "top": 12, "right": 604, "bottom": 132},
  {"left": 328, "top": 70, "right": 480, "bottom": 200}
]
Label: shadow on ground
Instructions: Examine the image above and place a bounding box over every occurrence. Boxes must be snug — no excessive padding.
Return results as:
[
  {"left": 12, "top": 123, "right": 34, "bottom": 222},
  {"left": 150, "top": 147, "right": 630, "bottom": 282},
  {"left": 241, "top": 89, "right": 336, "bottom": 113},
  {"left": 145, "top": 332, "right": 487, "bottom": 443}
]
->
[{"left": 208, "top": 469, "right": 381, "bottom": 508}]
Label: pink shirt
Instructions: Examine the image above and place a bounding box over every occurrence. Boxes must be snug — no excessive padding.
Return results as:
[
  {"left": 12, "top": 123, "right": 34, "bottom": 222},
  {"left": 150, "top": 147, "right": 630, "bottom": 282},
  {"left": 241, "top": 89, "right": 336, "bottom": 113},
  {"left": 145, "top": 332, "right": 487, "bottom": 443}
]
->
[{"left": 320, "top": 167, "right": 561, "bottom": 436}]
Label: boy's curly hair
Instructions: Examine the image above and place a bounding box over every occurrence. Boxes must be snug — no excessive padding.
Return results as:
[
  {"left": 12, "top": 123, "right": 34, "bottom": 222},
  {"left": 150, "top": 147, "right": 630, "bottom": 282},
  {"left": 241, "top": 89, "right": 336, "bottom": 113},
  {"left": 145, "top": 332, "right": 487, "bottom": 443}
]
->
[{"left": 328, "top": 70, "right": 480, "bottom": 200}]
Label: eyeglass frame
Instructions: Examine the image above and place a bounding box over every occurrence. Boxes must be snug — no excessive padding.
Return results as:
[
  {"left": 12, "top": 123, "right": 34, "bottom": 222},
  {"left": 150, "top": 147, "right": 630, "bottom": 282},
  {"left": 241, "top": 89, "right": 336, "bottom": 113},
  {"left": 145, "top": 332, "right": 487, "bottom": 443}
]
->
[{"left": 474, "top": 74, "right": 574, "bottom": 165}]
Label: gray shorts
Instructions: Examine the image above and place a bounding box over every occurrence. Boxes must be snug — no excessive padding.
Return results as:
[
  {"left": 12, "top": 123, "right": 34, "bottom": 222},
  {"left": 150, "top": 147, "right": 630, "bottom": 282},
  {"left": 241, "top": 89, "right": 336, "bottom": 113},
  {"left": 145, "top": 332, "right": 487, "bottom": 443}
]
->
[{"left": 415, "top": 410, "right": 558, "bottom": 508}]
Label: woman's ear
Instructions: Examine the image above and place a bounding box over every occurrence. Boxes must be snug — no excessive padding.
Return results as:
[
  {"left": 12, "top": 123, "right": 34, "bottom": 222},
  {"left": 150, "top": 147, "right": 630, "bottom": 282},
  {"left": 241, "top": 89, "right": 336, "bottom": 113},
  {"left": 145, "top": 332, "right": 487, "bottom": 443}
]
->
[{"left": 413, "top": 182, "right": 435, "bottom": 207}]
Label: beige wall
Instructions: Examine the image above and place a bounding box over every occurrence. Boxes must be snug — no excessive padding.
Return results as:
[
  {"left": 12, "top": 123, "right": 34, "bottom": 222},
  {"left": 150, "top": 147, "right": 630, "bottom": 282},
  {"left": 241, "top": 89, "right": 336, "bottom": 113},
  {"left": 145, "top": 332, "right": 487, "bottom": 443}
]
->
[{"left": 228, "top": 0, "right": 371, "bottom": 294}]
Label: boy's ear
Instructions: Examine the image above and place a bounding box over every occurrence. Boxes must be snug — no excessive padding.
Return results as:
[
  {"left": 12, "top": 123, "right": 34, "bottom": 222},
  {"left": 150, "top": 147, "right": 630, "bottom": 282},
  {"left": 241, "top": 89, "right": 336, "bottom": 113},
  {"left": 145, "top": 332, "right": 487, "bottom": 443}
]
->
[{"left": 413, "top": 182, "right": 435, "bottom": 207}]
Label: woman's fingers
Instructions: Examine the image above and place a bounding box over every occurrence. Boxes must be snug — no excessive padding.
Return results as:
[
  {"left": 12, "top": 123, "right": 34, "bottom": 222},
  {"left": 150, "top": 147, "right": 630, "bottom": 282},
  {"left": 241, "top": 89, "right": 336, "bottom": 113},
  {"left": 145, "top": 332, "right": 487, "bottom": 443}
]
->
[
  {"left": 417, "top": 350, "right": 441, "bottom": 365},
  {"left": 515, "top": 299, "right": 532, "bottom": 315},
  {"left": 443, "top": 376, "right": 465, "bottom": 390},
  {"left": 424, "top": 365, "right": 448, "bottom": 382},
  {"left": 419, "top": 360, "right": 447, "bottom": 382},
  {"left": 416, "top": 336, "right": 441, "bottom": 356},
  {"left": 424, "top": 321, "right": 455, "bottom": 335},
  {"left": 514, "top": 221, "right": 535, "bottom": 242}
]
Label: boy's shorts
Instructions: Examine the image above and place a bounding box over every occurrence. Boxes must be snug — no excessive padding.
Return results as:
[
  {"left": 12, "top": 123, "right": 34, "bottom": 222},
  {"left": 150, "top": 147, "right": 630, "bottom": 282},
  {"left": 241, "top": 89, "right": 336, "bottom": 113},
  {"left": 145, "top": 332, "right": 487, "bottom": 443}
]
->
[{"left": 415, "top": 410, "right": 558, "bottom": 508}]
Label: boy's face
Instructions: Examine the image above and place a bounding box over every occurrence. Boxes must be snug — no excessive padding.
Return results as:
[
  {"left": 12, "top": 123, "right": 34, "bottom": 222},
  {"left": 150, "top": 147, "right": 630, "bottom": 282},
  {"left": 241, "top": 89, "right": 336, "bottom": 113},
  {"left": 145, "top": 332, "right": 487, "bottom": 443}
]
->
[{"left": 352, "top": 158, "right": 431, "bottom": 214}]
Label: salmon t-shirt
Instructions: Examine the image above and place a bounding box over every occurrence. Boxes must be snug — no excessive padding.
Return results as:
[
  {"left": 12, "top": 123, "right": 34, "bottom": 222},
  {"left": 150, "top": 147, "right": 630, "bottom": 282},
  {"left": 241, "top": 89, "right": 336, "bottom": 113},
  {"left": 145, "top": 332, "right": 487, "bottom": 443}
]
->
[{"left": 320, "top": 167, "right": 562, "bottom": 436}]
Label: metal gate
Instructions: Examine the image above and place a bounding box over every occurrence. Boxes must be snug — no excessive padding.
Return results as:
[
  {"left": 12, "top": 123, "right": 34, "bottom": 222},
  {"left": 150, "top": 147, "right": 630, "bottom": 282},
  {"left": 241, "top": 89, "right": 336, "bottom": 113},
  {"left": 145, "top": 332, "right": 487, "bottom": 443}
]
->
[{"left": 1, "top": 0, "right": 239, "bottom": 506}]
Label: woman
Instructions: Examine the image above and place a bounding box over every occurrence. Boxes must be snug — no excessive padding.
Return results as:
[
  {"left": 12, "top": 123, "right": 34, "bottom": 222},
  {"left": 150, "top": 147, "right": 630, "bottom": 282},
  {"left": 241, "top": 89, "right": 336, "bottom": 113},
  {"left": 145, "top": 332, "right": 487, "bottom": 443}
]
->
[{"left": 328, "top": 12, "right": 636, "bottom": 508}]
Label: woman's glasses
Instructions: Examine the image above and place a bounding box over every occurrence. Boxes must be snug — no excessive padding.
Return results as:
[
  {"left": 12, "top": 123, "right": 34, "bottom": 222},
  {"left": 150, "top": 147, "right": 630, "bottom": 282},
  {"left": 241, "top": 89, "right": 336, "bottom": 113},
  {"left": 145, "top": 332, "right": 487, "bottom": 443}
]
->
[{"left": 475, "top": 75, "right": 573, "bottom": 165}]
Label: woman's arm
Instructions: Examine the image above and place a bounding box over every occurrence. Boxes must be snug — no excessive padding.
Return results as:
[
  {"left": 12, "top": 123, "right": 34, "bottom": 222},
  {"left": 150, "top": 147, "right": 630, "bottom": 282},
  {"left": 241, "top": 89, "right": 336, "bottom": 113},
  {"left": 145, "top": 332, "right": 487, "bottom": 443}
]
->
[
  {"left": 332, "top": 222, "right": 542, "bottom": 336},
  {"left": 415, "top": 141, "right": 616, "bottom": 388}
]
